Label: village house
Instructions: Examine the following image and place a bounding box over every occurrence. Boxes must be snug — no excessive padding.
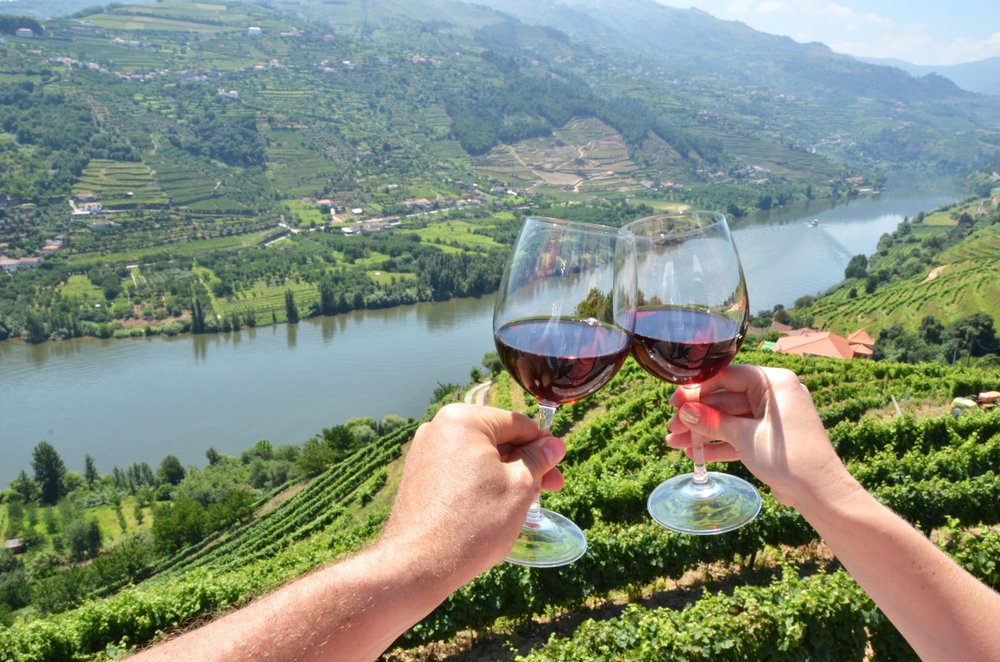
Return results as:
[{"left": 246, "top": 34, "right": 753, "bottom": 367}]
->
[
  {"left": 0, "top": 255, "right": 42, "bottom": 272},
  {"left": 361, "top": 220, "right": 390, "bottom": 234},
  {"left": 762, "top": 327, "right": 875, "bottom": 360}
]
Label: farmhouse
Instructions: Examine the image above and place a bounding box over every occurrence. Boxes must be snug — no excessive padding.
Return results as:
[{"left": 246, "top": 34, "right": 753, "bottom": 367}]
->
[{"left": 766, "top": 328, "right": 875, "bottom": 360}]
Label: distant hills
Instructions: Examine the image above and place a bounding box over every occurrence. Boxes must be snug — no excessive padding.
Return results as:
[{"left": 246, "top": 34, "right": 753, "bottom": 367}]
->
[{"left": 860, "top": 56, "right": 1000, "bottom": 96}]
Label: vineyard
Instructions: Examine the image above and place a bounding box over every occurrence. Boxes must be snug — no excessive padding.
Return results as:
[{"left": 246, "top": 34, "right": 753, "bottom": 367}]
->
[
  {"left": 2, "top": 349, "right": 1000, "bottom": 660},
  {"left": 805, "top": 195, "right": 1000, "bottom": 334}
]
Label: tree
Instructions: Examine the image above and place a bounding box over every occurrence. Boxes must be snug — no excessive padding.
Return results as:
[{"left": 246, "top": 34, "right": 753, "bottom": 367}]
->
[
  {"left": 83, "top": 455, "right": 98, "bottom": 486},
  {"left": 157, "top": 455, "right": 186, "bottom": 485},
  {"left": 284, "top": 289, "right": 299, "bottom": 323},
  {"left": 844, "top": 254, "right": 868, "bottom": 280},
  {"left": 31, "top": 441, "right": 67, "bottom": 505},
  {"left": 918, "top": 315, "right": 945, "bottom": 345},
  {"left": 191, "top": 295, "right": 206, "bottom": 334},
  {"left": 65, "top": 518, "right": 102, "bottom": 562},
  {"left": 152, "top": 499, "right": 207, "bottom": 554},
  {"left": 296, "top": 438, "right": 336, "bottom": 477},
  {"left": 23, "top": 310, "right": 47, "bottom": 344},
  {"left": 481, "top": 351, "right": 504, "bottom": 377},
  {"left": 319, "top": 425, "right": 357, "bottom": 459},
  {"left": 772, "top": 305, "right": 791, "bottom": 325},
  {"left": 9, "top": 471, "right": 39, "bottom": 505},
  {"left": 319, "top": 279, "right": 336, "bottom": 315},
  {"left": 944, "top": 313, "right": 999, "bottom": 363}
]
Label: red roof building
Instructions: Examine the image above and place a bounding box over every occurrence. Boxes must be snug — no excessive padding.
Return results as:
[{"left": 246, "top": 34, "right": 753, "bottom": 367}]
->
[{"left": 772, "top": 328, "right": 874, "bottom": 360}]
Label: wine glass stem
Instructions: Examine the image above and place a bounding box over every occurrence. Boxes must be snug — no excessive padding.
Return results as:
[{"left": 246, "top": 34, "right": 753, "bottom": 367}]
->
[
  {"left": 524, "top": 402, "right": 559, "bottom": 526},
  {"left": 691, "top": 429, "right": 709, "bottom": 485}
]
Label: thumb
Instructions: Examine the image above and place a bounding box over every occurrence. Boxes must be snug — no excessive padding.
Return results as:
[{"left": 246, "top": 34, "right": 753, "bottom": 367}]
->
[
  {"left": 507, "top": 436, "right": 566, "bottom": 485},
  {"left": 678, "top": 402, "right": 757, "bottom": 452}
]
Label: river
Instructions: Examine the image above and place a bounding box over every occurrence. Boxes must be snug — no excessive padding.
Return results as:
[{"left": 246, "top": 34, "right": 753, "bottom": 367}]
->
[{"left": 0, "top": 187, "right": 957, "bottom": 484}]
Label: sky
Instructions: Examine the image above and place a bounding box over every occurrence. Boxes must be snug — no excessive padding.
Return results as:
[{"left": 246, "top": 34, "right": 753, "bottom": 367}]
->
[{"left": 657, "top": 1, "right": 1000, "bottom": 66}]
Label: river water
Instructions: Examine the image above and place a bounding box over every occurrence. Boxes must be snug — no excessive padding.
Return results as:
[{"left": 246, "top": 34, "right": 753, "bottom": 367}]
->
[{"left": 0, "top": 188, "right": 956, "bottom": 483}]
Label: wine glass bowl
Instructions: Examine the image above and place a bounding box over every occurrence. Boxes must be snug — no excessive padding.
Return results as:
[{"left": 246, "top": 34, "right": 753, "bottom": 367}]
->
[
  {"left": 626, "top": 211, "right": 761, "bottom": 535},
  {"left": 493, "top": 216, "right": 636, "bottom": 566}
]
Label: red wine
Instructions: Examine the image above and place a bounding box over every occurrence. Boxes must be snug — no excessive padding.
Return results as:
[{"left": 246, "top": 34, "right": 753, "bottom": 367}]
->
[
  {"left": 495, "top": 318, "right": 631, "bottom": 405},
  {"left": 631, "top": 307, "right": 743, "bottom": 385}
]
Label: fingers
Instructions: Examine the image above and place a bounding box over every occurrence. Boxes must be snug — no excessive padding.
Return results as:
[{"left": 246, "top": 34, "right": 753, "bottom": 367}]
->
[
  {"left": 480, "top": 406, "right": 549, "bottom": 447},
  {"left": 677, "top": 401, "right": 758, "bottom": 453},
  {"left": 540, "top": 466, "right": 565, "bottom": 492},
  {"left": 507, "top": 435, "right": 566, "bottom": 485},
  {"left": 429, "top": 404, "right": 567, "bottom": 491},
  {"left": 434, "top": 403, "right": 546, "bottom": 448},
  {"left": 670, "top": 388, "right": 754, "bottom": 417},
  {"left": 666, "top": 431, "right": 741, "bottom": 462}
]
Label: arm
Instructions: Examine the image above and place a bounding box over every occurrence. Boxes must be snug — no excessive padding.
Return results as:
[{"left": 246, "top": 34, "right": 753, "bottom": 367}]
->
[
  {"left": 131, "top": 403, "right": 566, "bottom": 662},
  {"left": 668, "top": 365, "right": 1000, "bottom": 662}
]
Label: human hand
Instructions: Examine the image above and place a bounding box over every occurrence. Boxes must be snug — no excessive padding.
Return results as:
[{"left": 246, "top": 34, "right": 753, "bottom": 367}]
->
[
  {"left": 380, "top": 403, "right": 565, "bottom": 593},
  {"left": 665, "top": 365, "right": 861, "bottom": 512}
]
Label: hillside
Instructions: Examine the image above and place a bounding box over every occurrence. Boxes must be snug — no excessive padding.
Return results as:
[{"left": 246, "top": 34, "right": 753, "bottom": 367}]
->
[
  {"left": 862, "top": 56, "right": 1000, "bottom": 96},
  {"left": 1, "top": 0, "right": 1000, "bottom": 344},
  {"left": 796, "top": 188, "right": 1000, "bottom": 338},
  {"left": 2, "top": 351, "right": 999, "bottom": 658}
]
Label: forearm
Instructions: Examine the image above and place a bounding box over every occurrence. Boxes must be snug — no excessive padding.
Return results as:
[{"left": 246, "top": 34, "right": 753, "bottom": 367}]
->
[
  {"left": 800, "top": 482, "right": 1000, "bottom": 661},
  {"left": 131, "top": 538, "right": 450, "bottom": 662}
]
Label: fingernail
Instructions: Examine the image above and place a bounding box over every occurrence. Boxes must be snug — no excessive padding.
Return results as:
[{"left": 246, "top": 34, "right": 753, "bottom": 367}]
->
[{"left": 679, "top": 404, "right": 700, "bottom": 426}]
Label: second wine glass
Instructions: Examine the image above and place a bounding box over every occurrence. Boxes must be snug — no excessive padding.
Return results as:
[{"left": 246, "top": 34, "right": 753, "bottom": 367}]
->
[
  {"left": 493, "top": 216, "right": 636, "bottom": 567},
  {"left": 626, "top": 211, "right": 761, "bottom": 535}
]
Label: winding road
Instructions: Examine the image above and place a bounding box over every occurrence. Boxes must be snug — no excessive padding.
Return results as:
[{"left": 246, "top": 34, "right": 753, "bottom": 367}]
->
[{"left": 464, "top": 380, "right": 491, "bottom": 406}]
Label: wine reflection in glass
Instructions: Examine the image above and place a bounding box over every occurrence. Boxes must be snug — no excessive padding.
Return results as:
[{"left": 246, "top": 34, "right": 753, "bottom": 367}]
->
[
  {"left": 493, "top": 217, "right": 636, "bottom": 567},
  {"left": 626, "top": 211, "right": 762, "bottom": 535}
]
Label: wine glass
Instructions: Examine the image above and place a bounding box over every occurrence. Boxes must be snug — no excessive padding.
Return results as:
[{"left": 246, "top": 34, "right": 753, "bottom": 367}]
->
[
  {"left": 493, "top": 216, "right": 636, "bottom": 567},
  {"left": 626, "top": 211, "right": 761, "bottom": 535}
]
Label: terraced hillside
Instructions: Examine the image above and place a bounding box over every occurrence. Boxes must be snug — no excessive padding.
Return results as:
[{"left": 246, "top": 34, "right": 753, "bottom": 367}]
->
[{"left": 802, "top": 191, "right": 1000, "bottom": 334}]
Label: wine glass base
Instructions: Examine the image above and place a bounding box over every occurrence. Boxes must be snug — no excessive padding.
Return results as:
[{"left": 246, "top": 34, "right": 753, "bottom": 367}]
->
[
  {"left": 505, "top": 507, "right": 587, "bottom": 568},
  {"left": 647, "top": 471, "right": 761, "bottom": 535}
]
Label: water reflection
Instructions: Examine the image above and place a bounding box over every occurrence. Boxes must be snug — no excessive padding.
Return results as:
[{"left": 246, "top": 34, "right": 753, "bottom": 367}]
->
[
  {"left": 321, "top": 316, "right": 335, "bottom": 344},
  {"left": 193, "top": 333, "right": 208, "bottom": 361},
  {"left": 286, "top": 323, "right": 298, "bottom": 349}
]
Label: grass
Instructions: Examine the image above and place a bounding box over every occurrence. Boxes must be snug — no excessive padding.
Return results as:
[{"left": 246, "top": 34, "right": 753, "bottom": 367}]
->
[
  {"left": 87, "top": 499, "right": 153, "bottom": 546},
  {"left": 219, "top": 280, "right": 318, "bottom": 321},
  {"left": 0, "top": 497, "right": 152, "bottom": 552},
  {"left": 368, "top": 270, "right": 415, "bottom": 285},
  {"left": 69, "top": 230, "right": 275, "bottom": 267},
  {"left": 281, "top": 200, "right": 327, "bottom": 228},
  {"left": 406, "top": 220, "right": 504, "bottom": 251},
  {"left": 59, "top": 275, "right": 105, "bottom": 304}
]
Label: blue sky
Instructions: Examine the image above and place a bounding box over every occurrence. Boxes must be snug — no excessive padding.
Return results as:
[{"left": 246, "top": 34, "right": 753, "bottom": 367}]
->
[{"left": 657, "top": 1, "right": 1000, "bottom": 65}]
